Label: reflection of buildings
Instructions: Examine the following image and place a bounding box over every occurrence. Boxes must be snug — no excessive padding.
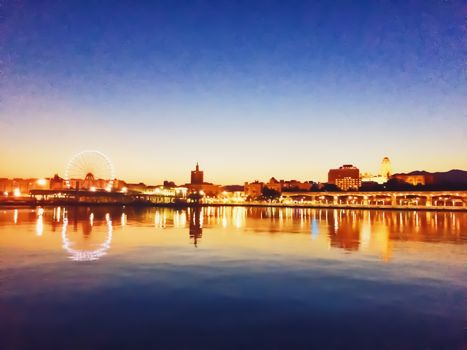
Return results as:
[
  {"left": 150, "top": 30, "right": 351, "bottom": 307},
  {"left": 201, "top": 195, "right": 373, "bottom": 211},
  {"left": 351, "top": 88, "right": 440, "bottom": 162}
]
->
[
  {"left": 328, "top": 165, "right": 361, "bottom": 190},
  {"left": 0, "top": 207, "right": 465, "bottom": 265},
  {"left": 327, "top": 210, "right": 360, "bottom": 251},
  {"left": 189, "top": 207, "right": 203, "bottom": 247}
]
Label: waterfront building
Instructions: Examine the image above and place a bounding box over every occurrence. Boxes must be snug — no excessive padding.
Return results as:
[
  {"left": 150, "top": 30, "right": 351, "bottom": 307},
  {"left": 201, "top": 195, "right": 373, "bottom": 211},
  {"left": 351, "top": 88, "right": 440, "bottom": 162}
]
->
[
  {"left": 65, "top": 177, "right": 125, "bottom": 191},
  {"left": 186, "top": 163, "right": 221, "bottom": 196},
  {"left": 143, "top": 185, "right": 188, "bottom": 198},
  {"left": 281, "top": 179, "right": 312, "bottom": 192},
  {"left": 244, "top": 178, "right": 312, "bottom": 198},
  {"left": 0, "top": 177, "right": 50, "bottom": 196},
  {"left": 243, "top": 178, "right": 281, "bottom": 198},
  {"left": 244, "top": 181, "right": 263, "bottom": 198},
  {"left": 218, "top": 189, "right": 246, "bottom": 203},
  {"left": 265, "top": 177, "right": 282, "bottom": 193},
  {"left": 360, "top": 157, "right": 392, "bottom": 185},
  {"left": 392, "top": 173, "right": 434, "bottom": 186},
  {"left": 191, "top": 163, "right": 204, "bottom": 184},
  {"left": 328, "top": 164, "right": 361, "bottom": 191},
  {"left": 49, "top": 174, "right": 65, "bottom": 190},
  {"left": 123, "top": 182, "right": 147, "bottom": 193},
  {"left": 361, "top": 172, "right": 387, "bottom": 185},
  {"left": 381, "top": 157, "right": 391, "bottom": 179}
]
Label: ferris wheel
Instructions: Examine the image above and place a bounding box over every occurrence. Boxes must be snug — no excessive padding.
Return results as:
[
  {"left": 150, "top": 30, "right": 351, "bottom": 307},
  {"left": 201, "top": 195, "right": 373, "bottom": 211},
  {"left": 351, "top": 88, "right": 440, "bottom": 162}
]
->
[{"left": 65, "top": 150, "right": 115, "bottom": 190}]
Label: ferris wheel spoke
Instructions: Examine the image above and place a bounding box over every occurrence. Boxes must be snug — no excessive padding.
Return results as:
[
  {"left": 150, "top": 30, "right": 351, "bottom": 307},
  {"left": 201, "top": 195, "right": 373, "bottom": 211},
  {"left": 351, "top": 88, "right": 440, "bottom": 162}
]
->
[{"left": 80, "top": 154, "right": 90, "bottom": 173}]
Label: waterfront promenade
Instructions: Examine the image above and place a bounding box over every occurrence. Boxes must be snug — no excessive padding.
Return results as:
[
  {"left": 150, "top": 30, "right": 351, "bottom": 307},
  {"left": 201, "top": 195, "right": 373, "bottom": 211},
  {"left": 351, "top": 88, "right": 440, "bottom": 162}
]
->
[
  {"left": 1, "top": 189, "right": 466, "bottom": 211},
  {"left": 204, "top": 202, "right": 467, "bottom": 212}
]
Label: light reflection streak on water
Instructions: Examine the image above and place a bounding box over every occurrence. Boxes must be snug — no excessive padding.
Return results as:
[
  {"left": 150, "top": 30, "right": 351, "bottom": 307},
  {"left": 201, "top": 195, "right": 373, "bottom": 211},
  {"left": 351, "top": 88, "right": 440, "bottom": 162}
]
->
[
  {"left": 154, "top": 211, "right": 167, "bottom": 228},
  {"left": 222, "top": 209, "right": 228, "bottom": 228},
  {"left": 36, "top": 208, "right": 44, "bottom": 236},
  {"left": 311, "top": 216, "right": 319, "bottom": 241},
  {"left": 360, "top": 211, "right": 371, "bottom": 250},
  {"left": 52, "top": 206, "right": 62, "bottom": 223},
  {"left": 199, "top": 208, "right": 204, "bottom": 228},
  {"left": 233, "top": 207, "right": 245, "bottom": 229},
  {"left": 333, "top": 209, "right": 338, "bottom": 233},
  {"left": 173, "top": 210, "right": 186, "bottom": 228}
]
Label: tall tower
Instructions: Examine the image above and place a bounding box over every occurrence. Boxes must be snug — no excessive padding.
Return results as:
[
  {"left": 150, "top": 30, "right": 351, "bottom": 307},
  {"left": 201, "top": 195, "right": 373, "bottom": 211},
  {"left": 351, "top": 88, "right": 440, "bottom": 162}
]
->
[
  {"left": 191, "top": 163, "right": 204, "bottom": 184},
  {"left": 380, "top": 157, "right": 391, "bottom": 179}
]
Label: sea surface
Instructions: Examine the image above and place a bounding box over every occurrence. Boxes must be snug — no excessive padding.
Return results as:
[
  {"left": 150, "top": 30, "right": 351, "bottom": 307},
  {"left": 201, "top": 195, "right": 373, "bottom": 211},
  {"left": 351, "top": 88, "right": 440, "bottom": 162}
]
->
[{"left": 0, "top": 206, "right": 465, "bottom": 350}]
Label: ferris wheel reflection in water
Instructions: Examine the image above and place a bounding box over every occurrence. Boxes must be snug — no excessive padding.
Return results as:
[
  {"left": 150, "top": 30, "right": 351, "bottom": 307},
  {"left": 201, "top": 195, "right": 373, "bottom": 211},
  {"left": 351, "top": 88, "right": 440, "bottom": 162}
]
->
[{"left": 61, "top": 210, "right": 113, "bottom": 262}]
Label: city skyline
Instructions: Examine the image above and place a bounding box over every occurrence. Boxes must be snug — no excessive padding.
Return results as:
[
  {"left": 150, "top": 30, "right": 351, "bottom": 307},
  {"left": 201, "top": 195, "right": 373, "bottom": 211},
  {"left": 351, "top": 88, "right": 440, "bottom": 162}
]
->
[
  {"left": 1, "top": 0, "right": 466, "bottom": 184},
  {"left": 1, "top": 152, "right": 465, "bottom": 186}
]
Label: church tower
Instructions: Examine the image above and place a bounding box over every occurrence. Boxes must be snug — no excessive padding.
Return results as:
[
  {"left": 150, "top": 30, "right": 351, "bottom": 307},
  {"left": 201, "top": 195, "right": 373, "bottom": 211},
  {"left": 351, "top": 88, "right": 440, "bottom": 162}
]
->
[{"left": 191, "top": 163, "right": 204, "bottom": 184}]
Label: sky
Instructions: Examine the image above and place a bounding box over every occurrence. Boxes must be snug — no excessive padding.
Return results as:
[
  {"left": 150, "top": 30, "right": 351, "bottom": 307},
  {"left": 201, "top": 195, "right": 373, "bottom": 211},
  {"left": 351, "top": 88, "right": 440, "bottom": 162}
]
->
[{"left": 0, "top": 0, "right": 465, "bottom": 184}]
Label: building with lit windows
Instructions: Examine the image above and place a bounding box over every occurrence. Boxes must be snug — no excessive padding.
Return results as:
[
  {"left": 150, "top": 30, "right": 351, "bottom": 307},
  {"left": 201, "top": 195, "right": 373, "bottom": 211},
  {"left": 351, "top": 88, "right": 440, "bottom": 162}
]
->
[
  {"left": 392, "top": 173, "right": 434, "bottom": 186},
  {"left": 328, "top": 164, "right": 361, "bottom": 191}
]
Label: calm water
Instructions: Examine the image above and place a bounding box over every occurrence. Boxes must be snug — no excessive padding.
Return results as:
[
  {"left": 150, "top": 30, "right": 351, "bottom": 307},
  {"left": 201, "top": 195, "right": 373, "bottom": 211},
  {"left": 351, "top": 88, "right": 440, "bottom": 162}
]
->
[{"left": 0, "top": 206, "right": 465, "bottom": 350}]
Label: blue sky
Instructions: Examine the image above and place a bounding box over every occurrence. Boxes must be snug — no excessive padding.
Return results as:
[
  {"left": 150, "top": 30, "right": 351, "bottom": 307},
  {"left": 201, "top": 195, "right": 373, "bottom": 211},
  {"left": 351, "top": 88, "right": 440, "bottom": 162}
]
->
[{"left": 1, "top": 0, "right": 465, "bottom": 184}]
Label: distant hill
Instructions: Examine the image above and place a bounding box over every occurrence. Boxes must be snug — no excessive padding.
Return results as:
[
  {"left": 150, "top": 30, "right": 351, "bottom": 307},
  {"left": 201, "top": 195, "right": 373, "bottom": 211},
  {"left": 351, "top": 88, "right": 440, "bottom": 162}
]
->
[
  {"left": 393, "top": 169, "right": 467, "bottom": 185},
  {"left": 432, "top": 169, "right": 467, "bottom": 184}
]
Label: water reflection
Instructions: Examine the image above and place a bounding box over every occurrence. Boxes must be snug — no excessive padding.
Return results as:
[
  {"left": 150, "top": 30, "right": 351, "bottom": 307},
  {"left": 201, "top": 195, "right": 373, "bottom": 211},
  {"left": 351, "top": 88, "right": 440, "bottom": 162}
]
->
[
  {"left": 121, "top": 212, "right": 127, "bottom": 227},
  {"left": 188, "top": 207, "right": 203, "bottom": 247},
  {"left": 0, "top": 206, "right": 465, "bottom": 263},
  {"left": 36, "top": 208, "right": 44, "bottom": 236},
  {"left": 61, "top": 212, "right": 113, "bottom": 262}
]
